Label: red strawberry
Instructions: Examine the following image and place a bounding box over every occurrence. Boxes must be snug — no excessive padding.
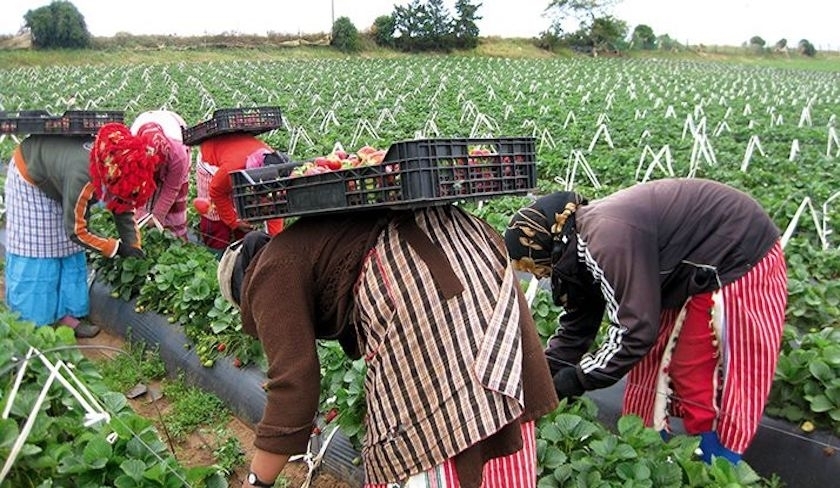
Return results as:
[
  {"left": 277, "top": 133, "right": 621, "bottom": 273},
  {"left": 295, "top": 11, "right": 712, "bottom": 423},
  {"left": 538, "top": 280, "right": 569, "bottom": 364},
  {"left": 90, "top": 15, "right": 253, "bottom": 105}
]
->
[
  {"left": 192, "top": 197, "right": 211, "bottom": 215},
  {"left": 324, "top": 408, "right": 339, "bottom": 423}
]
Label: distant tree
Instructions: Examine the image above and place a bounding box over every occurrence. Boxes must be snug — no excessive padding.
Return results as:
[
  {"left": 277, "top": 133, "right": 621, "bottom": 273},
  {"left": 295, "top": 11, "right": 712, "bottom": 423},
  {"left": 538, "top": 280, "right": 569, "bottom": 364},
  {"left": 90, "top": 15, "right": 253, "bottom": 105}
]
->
[
  {"left": 656, "top": 34, "right": 682, "bottom": 51},
  {"left": 331, "top": 16, "right": 360, "bottom": 53},
  {"left": 798, "top": 39, "right": 816, "bottom": 57},
  {"left": 630, "top": 24, "right": 656, "bottom": 49},
  {"left": 749, "top": 35, "right": 766, "bottom": 48},
  {"left": 419, "top": 0, "right": 453, "bottom": 50},
  {"left": 392, "top": 0, "right": 427, "bottom": 51},
  {"left": 590, "top": 15, "right": 627, "bottom": 51},
  {"left": 24, "top": 0, "right": 90, "bottom": 49},
  {"left": 544, "top": 0, "right": 622, "bottom": 25},
  {"left": 372, "top": 15, "right": 396, "bottom": 48},
  {"left": 773, "top": 38, "right": 788, "bottom": 53},
  {"left": 452, "top": 0, "right": 482, "bottom": 49},
  {"left": 537, "top": 17, "right": 565, "bottom": 51}
]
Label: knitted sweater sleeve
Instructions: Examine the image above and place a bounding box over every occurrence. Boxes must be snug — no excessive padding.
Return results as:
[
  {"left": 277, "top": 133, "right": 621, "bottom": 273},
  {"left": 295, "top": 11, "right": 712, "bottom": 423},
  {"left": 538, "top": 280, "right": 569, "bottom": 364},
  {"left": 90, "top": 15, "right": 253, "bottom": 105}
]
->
[{"left": 240, "top": 239, "right": 320, "bottom": 454}]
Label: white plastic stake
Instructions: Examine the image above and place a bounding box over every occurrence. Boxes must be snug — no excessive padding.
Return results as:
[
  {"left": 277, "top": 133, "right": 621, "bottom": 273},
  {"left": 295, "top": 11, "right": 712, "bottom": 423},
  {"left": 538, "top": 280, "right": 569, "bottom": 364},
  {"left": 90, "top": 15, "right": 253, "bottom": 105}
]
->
[
  {"left": 789, "top": 139, "right": 801, "bottom": 161},
  {"left": 563, "top": 110, "right": 576, "bottom": 129},
  {"left": 827, "top": 126, "right": 840, "bottom": 157},
  {"left": 741, "top": 135, "right": 765, "bottom": 172},
  {"left": 587, "top": 124, "right": 614, "bottom": 153},
  {"left": 525, "top": 276, "right": 541, "bottom": 307}
]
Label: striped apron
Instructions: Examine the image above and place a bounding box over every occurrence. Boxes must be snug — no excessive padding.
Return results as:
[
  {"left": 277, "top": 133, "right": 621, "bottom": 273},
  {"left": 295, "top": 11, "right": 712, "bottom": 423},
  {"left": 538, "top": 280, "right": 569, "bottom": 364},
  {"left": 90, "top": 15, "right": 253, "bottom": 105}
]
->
[
  {"left": 365, "top": 422, "right": 536, "bottom": 488},
  {"left": 355, "top": 207, "right": 526, "bottom": 485}
]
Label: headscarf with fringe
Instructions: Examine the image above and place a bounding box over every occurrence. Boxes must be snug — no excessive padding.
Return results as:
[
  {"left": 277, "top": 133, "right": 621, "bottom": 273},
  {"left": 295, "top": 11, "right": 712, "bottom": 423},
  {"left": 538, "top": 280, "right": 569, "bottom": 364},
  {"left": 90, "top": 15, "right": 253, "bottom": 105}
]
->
[
  {"left": 89, "top": 123, "right": 160, "bottom": 214},
  {"left": 505, "top": 191, "right": 594, "bottom": 306}
]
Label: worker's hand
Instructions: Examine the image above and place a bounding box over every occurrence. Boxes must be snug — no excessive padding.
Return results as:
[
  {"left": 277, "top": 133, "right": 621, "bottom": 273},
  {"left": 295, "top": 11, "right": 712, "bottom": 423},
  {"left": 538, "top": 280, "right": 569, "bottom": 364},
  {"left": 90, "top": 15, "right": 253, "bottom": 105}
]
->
[
  {"left": 116, "top": 242, "right": 146, "bottom": 259},
  {"left": 553, "top": 366, "right": 585, "bottom": 402}
]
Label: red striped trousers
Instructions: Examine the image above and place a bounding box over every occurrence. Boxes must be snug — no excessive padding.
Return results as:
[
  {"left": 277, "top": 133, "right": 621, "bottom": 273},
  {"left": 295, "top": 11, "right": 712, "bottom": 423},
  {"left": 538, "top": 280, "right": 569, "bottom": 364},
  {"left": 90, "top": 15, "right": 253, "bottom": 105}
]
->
[{"left": 623, "top": 242, "right": 787, "bottom": 454}]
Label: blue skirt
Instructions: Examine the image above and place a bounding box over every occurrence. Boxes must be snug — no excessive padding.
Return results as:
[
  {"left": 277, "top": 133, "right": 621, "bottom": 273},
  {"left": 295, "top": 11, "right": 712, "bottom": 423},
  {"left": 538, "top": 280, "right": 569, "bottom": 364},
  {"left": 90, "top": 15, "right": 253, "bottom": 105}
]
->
[{"left": 4, "top": 252, "right": 89, "bottom": 326}]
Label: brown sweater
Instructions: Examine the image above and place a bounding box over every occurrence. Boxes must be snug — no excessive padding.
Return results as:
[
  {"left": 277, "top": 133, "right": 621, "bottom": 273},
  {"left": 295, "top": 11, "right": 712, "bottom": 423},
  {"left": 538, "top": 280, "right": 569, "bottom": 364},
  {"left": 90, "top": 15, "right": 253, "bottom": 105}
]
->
[{"left": 239, "top": 208, "right": 557, "bottom": 486}]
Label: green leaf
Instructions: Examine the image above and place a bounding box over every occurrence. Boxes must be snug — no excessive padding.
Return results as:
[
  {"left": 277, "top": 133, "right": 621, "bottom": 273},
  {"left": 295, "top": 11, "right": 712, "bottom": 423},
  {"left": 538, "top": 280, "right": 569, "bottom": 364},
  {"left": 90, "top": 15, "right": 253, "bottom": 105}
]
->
[
  {"left": 616, "top": 415, "right": 643, "bottom": 437},
  {"left": 810, "top": 360, "right": 835, "bottom": 383},
  {"left": 83, "top": 435, "right": 112, "bottom": 469},
  {"left": 120, "top": 458, "right": 147, "bottom": 482},
  {"left": 553, "top": 413, "right": 583, "bottom": 436},
  {"left": 113, "top": 474, "right": 140, "bottom": 488},
  {"left": 539, "top": 422, "right": 562, "bottom": 444},
  {"left": 0, "top": 419, "right": 20, "bottom": 449},
  {"left": 589, "top": 435, "right": 617, "bottom": 457},
  {"left": 100, "top": 392, "right": 128, "bottom": 412},
  {"left": 808, "top": 394, "right": 835, "bottom": 412},
  {"left": 542, "top": 445, "right": 568, "bottom": 469}
]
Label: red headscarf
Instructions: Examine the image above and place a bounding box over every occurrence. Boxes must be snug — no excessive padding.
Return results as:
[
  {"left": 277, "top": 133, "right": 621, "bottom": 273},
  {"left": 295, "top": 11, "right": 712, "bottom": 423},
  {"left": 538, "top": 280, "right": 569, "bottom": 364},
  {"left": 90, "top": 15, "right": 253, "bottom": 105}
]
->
[
  {"left": 135, "top": 121, "right": 171, "bottom": 163},
  {"left": 89, "top": 123, "right": 161, "bottom": 214}
]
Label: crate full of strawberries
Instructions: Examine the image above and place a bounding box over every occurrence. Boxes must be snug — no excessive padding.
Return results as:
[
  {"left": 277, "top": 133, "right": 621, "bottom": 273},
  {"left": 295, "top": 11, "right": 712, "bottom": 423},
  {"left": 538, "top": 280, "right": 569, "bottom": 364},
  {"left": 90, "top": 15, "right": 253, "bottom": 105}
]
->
[{"left": 231, "top": 137, "right": 537, "bottom": 221}]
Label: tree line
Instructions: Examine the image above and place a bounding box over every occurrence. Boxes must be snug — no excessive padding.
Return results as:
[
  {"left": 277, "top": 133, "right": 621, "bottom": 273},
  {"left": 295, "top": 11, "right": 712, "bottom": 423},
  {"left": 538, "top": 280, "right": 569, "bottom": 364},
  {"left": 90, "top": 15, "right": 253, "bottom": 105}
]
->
[{"left": 17, "top": 0, "right": 819, "bottom": 57}]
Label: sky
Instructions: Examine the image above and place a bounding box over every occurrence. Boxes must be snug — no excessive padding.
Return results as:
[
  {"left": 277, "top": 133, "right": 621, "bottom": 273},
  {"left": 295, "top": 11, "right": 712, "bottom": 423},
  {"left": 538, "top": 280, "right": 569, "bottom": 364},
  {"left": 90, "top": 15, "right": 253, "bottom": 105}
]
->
[{"left": 1, "top": 0, "right": 837, "bottom": 50}]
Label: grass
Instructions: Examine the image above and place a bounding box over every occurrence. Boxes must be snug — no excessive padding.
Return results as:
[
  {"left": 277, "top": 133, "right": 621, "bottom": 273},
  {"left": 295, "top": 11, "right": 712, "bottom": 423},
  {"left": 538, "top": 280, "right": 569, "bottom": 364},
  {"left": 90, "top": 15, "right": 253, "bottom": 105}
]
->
[
  {"left": 97, "top": 338, "right": 166, "bottom": 392},
  {"left": 161, "top": 373, "right": 230, "bottom": 440}
]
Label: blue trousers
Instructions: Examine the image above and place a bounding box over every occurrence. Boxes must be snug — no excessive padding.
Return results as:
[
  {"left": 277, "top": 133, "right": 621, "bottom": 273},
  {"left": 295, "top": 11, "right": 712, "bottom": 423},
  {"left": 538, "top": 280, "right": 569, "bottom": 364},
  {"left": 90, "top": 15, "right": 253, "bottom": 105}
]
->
[{"left": 4, "top": 252, "right": 89, "bottom": 326}]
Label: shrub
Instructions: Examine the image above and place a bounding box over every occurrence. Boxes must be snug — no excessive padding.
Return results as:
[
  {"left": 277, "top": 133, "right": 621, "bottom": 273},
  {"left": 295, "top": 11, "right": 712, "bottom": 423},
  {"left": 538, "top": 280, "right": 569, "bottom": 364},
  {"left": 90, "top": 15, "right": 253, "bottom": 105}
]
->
[
  {"left": 372, "top": 15, "right": 395, "bottom": 48},
  {"left": 331, "top": 16, "right": 361, "bottom": 53},
  {"left": 23, "top": 0, "right": 90, "bottom": 49},
  {"left": 798, "top": 39, "right": 816, "bottom": 57}
]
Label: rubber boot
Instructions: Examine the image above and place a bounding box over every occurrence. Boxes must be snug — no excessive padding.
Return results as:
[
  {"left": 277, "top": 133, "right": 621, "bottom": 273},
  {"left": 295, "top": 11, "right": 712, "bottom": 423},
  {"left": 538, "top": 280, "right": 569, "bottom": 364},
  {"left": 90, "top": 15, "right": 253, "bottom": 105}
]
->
[{"left": 699, "top": 431, "right": 741, "bottom": 464}]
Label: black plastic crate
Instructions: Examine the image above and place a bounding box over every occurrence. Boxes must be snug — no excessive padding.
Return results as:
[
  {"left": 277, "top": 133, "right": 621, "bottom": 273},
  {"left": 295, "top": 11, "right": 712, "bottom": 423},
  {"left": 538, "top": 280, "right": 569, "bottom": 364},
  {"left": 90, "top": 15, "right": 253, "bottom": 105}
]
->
[
  {"left": 64, "top": 110, "right": 124, "bottom": 133},
  {"left": 0, "top": 109, "right": 123, "bottom": 135},
  {"left": 183, "top": 106, "right": 283, "bottom": 146},
  {"left": 0, "top": 110, "right": 59, "bottom": 135},
  {"left": 232, "top": 137, "right": 537, "bottom": 222}
]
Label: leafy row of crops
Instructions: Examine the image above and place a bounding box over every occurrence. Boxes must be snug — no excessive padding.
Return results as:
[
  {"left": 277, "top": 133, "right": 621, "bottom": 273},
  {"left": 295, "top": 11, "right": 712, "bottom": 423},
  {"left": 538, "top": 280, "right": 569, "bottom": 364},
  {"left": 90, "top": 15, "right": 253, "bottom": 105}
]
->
[{"left": 2, "top": 56, "right": 839, "bottom": 486}]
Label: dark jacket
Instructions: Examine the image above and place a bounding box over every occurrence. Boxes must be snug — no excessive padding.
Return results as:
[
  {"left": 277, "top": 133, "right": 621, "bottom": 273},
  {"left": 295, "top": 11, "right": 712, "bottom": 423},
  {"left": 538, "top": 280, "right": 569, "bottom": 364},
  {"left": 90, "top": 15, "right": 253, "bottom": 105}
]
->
[{"left": 547, "top": 178, "right": 780, "bottom": 390}]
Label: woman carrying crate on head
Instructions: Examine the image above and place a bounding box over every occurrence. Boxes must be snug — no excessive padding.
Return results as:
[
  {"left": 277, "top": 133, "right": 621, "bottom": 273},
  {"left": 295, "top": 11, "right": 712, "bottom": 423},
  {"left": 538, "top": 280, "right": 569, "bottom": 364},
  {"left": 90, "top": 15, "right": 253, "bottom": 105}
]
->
[
  {"left": 4, "top": 121, "right": 161, "bottom": 338},
  {"left": 194, "top": 132, "right": 288, "bottom": 251},
  {"left": 129, "top": 109, "right": 191, "bottom": 240},
  {"left": 184, "top": 107, "right": 289, "bottom": 252},
  {"left": 218, "top": 207, "right": 558, "bottom": 488}
]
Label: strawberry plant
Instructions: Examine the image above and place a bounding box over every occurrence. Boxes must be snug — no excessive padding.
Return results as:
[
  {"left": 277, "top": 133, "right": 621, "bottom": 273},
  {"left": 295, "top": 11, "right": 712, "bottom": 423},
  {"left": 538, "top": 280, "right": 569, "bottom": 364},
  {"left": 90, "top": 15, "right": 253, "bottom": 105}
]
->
[
  {"left": 536, "top": 398, "right": 774, "bottom": 487},
  {"left": 767, "top": 326, "right": 840, "bottom": 434},
  {"left": 0, "top": 306, "right": 227, "bottom": 487}
]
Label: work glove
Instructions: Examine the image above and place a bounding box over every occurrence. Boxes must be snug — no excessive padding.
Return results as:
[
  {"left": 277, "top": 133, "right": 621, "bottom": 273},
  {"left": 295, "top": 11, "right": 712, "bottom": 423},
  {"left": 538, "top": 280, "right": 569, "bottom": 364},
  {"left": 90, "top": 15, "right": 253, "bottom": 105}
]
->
[
  {"left": 553, "top": 366, "right": 586, "bottom": 402},
  {"left": 116, "top": 242, "right": 146, "bottom": 259}
]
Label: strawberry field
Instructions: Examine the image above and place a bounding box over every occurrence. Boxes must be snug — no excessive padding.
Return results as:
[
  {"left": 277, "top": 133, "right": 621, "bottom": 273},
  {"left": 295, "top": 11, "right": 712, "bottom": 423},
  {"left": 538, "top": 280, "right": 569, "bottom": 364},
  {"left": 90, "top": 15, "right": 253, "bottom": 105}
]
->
[{"left": 2, "top": 55, "right": 840, "bottom": 487}]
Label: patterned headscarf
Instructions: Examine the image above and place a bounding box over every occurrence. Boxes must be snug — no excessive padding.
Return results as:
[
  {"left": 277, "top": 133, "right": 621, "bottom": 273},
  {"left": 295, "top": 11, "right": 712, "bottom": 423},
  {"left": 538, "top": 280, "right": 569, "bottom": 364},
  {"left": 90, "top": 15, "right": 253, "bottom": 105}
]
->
[
  {"left": 135, "top": 122, "right": 171, "bottom": 163},
  {"left": 89, "top": 123, "right": 161, "bottom": 214},
  {"left": 504, "top": 191, "right": 587, "bottom": 279}
]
